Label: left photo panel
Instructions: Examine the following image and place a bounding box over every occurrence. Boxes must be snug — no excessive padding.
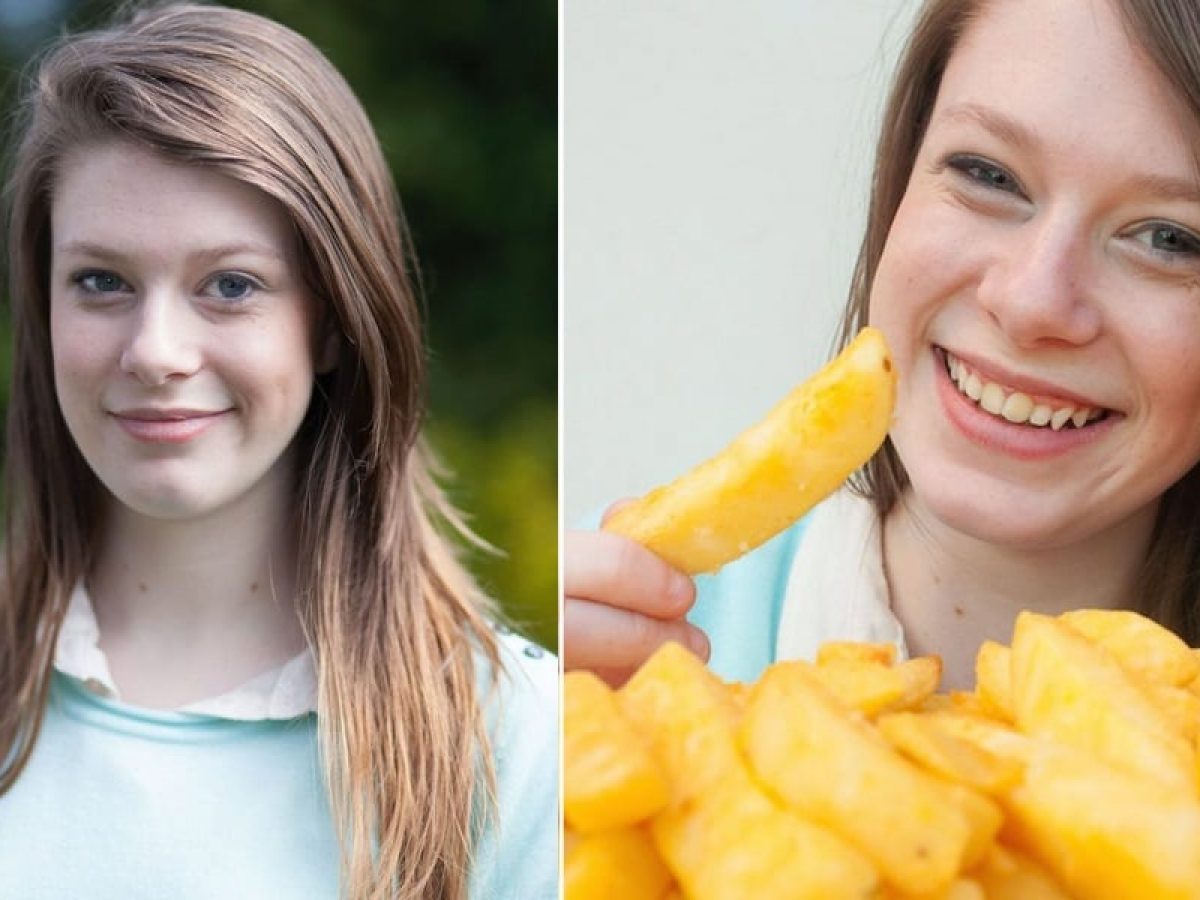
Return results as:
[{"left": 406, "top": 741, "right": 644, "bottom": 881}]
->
[{"left": 0, "top": 2, "right": 558, "bottom": 898}]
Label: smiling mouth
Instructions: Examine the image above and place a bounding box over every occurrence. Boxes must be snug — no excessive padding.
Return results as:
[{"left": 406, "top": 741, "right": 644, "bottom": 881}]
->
[
  {"left": 939, "top": 349, "right": 1111, "bottom": 430},
  {"left": 114, "top": 408, "right": 226, "bottom": 421},
  {"left": 110, "top": 409, "right": 229, "bottom": 444}
]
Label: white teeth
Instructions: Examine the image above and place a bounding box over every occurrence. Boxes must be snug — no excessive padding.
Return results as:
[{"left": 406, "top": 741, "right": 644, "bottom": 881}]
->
[
  {"left": 980, "top": 383, "right": 1005, "bottom": 415},
  {"left": 1029, "top": 404, "right": 1053, "bottom": 426},
  {"left": 1001, "top": 392, "right": 1033, "bottom": 423},
  {"left": 944, "top": 351, "right": 1103, "bottom": 431}
]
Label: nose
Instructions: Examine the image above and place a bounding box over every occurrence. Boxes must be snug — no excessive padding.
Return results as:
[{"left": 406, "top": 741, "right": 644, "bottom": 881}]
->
[
  {"left": 975, "top": 211, "right": 1102, "bottom": 349},
  {"left": 118, "top": 291, "right": 203, "bottom": 385}
]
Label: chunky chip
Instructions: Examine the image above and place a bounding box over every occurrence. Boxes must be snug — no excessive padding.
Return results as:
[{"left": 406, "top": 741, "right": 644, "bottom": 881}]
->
[
  {"left": 564, "top": 608, "right": 1200, "bottom": 898},
  {"left": 604, "top": 327, "right": 895, "bottom": 574},
  {"left": 563, "top": 671, "right": 669, "bottom": 833}
]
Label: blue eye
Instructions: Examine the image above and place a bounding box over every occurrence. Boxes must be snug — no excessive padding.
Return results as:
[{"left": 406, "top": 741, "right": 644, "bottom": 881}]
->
[
  {"left": 1137, "top": 222, "right": 1200, "bottom": 258},
  {"left": 947, "top": 154, "right": 1023, "bottom": 195},
  {"left": 203, "top": 273, "right": 258, "bottom": 302},
  {"left": 74, "top": 270, "right": 131, "bottom": 294}
]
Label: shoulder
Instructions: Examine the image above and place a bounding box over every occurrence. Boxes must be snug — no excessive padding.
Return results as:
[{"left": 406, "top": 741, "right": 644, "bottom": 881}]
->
[
  {"left": 495, "top": 627, "right": 558, "bottom": 704},
  {"left": 469, "top": 628, "right": 559, "bottom": 899},
  {"left": 484, "top": 628, "right": 558, "bottom": 759},
  {"left": 485, "top": 627, "right": 557, "bottom": 776}
]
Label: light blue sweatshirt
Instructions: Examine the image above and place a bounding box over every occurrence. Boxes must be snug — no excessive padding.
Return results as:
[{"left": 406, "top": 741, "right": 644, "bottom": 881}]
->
[{"left": 0, "top": 631, "right": 559, "bottom": 899}]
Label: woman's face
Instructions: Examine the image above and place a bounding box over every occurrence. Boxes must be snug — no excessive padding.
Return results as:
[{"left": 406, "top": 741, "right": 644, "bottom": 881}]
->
[
  {"left": 49, "top": 141, "right": 325, "bottom": 521},
  {"left": 869, "top": 0, "right": 1200, "bottom": 548}
]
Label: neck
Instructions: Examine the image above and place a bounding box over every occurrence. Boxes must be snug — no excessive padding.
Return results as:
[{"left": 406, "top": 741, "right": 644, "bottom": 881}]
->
[
  {"left": 87, "top": 456, "right": 308, "bottom": 707},
  {"left": 884, "top": 489, "right": 1155, "bottom": 690}
]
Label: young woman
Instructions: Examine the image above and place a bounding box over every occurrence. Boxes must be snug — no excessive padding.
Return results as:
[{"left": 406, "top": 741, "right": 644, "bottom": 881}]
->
[
  {"left": 565, "top": 0, "right": 1200, "bottom": 689},
  {"left": 0, "top": 5, "right": 556, "bottom": 899}
]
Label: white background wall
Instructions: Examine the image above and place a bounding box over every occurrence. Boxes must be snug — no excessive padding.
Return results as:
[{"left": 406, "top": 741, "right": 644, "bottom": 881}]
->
[{"left": 563, "top": 1, "right": 922, "bottom": 523}]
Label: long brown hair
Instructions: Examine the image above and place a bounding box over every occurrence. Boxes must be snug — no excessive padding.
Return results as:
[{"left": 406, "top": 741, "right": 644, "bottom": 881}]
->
[
  {"left": 836, "top": 0, "right": 1200, "bottom": 643},
  {"left": 0, "top": 4, "right": 502, "bottom": 897}
]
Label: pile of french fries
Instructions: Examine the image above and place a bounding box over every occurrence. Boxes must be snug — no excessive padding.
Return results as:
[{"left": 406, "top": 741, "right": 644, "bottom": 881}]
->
[{"left": 564, "top": 609, "right": 1200, "bottom": 899}]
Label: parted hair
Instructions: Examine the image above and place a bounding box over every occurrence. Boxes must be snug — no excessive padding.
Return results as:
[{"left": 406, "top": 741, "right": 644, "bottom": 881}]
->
[
  {"left": 837, "top": 0, "right": 1200, "bottom": 644},
  {"left": 0, "top": 3, "right": 502, "bottom": 898}
]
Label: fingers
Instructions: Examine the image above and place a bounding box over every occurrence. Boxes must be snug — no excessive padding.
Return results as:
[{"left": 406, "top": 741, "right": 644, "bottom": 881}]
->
[
  {"left": 564, "top": 529, "right": 695, "bottom": 620},
  {"left": 564, "top": 595, "right": 710, "bottom": 683}
]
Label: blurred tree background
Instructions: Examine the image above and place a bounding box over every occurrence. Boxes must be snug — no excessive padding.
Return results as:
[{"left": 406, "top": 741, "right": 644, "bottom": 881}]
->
[{"left": 0, "top": 0, "right": 558, "bottom": 649}]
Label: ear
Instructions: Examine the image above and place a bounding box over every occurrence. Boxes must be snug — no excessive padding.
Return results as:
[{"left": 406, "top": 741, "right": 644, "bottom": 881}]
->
[{"left": 316, "top": 330, "right": 340, "bottom": 374}]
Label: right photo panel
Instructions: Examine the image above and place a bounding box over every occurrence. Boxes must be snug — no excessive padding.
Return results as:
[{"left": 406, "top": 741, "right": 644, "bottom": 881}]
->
[{"left": 564, "top": 0, "right": 1200, "bottom": 896}]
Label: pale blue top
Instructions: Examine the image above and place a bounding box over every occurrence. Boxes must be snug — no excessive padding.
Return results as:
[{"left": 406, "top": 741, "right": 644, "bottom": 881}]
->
[
  {"left": 0, "top": 630, "right": 559, "bottom": 899},
  {"left": 687, "top": 520, "right": 809, "bottom": 683}
]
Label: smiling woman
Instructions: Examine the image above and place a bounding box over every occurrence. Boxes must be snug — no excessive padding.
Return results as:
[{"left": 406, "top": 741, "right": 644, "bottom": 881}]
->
[
  {"left": 0, "top": 5, "right": 556, "bottom": 900},
  {"left": 564, "top": 0, "right": 1200, "bottom": 696},
  {"left": 51, "top": 143, "right": 324, "bottom": 522}
]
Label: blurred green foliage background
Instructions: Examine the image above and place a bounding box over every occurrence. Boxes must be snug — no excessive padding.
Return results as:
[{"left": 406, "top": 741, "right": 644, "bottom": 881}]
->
[{"left": 0, "top": 0, "right": 558, "bottom": 649}]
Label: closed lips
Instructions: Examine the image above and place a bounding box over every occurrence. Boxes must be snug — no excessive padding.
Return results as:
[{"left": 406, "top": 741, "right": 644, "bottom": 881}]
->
[
  {"left": 941, "top": 350, "right": 1109, "bottom": 430},
  {"left": 112, "top": 408, "right": 226, "bottom": 420}
]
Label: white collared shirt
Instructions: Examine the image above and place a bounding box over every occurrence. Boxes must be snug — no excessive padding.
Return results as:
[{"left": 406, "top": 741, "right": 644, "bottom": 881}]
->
[
  {"left": 775, "top": 489, "right": 909, "bottom": 663},
  {"left": 54, "top": 582, "right": 318, "bottom": 720}
]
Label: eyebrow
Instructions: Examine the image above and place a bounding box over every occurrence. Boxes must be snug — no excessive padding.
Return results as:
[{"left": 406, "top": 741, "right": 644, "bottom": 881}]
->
[
  {"left": 55, "top": 240, "right": 288, "bottom": 264},
  {"left": 934, "top": 101, "right": 1200, "bottom": 206}
]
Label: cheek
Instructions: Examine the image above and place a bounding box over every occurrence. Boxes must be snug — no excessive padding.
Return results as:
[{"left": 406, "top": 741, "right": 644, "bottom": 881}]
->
[
  {"left": 49, "top": 311, "right": 111, "bottom": 390},
  {"left": 1138, "top": 344, "right": 1200, "bottom": 430},
  {"left": 225, "top": 320, "right": 317, "bottom": 404},
  {"left": 1111, "top": 298, "right": 1200, "bottom": 412},
  {"left": 868, "top": 194, "right": 988, "bottom": 345},
  {"left": 867, "top": 204, "right": 934, "bottom": 352}
]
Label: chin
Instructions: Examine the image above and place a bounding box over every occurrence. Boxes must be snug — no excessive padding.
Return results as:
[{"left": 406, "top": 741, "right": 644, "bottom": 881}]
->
[
  {"left": 905, "top": 467, "right": 1085, "bottom": 551},
  {"left": 101, "top": 476, "right": 223, "bottom": 522}
]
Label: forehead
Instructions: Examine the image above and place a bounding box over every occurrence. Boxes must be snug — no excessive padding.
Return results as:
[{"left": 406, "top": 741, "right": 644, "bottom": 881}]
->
[
  {"left": 50, "top": 141, "right": 294, "bottom": 256},
  {"left": 932, "top": 0, "right": 1200, "bottom": 160}
]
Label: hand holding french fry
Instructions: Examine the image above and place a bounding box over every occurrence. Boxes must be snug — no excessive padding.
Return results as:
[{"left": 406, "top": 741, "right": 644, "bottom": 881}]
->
[
  {"left": 563, "top": 524, "right": 709, "bottom": 687},
  {"left": 564, "top": 327, "right": 896, "bottom": 681}
]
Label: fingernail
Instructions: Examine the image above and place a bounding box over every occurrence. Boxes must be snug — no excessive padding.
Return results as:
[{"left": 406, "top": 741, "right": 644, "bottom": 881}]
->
[{"left": 688, "top": 628, "right": 710, "bottom": 661}]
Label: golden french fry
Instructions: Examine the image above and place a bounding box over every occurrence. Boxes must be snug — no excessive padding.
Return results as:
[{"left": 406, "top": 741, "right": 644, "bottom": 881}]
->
[
  {"left": 652, "top": 768, "right": 879, "bottom": 900},
  {"left": 878, "top": 878, "right": 986, "bottom": 900},
  {"left": 1188, "top": 650, "right": 1200, "bottom": 696},
  {"left": 890, "top": 656, "right": 944, "bottom": 712},
  {"left": 739, "top": 663, "right": 973, "bottom": 896},
  {"left": 878, "top": 712, "right": 1023, "bottom": 797},
  {"left": 617, "top": 642, "right": 742, "bottom": 804},
  {"left": 944, "top": 781, "right": 1004, "bottom": 872},
  {"left": 817, "top": 641, "right": 898, "bottom": 667},
  {"left": 804, "top": 654, "right": 942, "bottom": 718},
  {"left": 969, "top": 844, "right": 1073, "bottom": 900},
  {"left": 564, "top": 671, "right": 670, "bottom": 833},
  {"left": 921, "top": 712, "right": 1035, "bottom": 771},
  {"left": 565, "top": 827, "right": 674, "bottom": 900},
  {"left": 605, "top": 327, "right": 895, "bottom": 574},
  {"left": 1011, "top": 612, "right": 1197, "bottom": 796},
  {"left": 974, "top": 640, "right": 1015, "bottom": 722},
  {"left": 1006, "top": 743, "right": 1200, "bottom": 900},
  {"left": 1141, "top": 680, "right": 1200, "bottom": 745},
  {"left": 803, "top": 659, "right": 908, "bottom": 717},
  {"left": 564, "top": 612, "right": 1200, "bottom": 898},
  {"left": 1059, "top": 608, "right": 1200, "bottom": 687}
]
